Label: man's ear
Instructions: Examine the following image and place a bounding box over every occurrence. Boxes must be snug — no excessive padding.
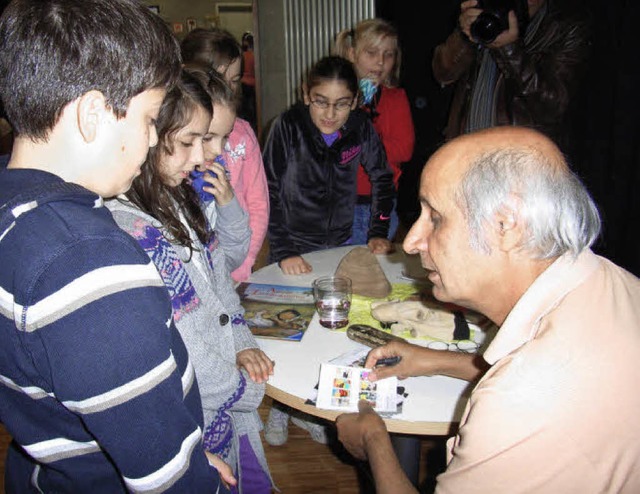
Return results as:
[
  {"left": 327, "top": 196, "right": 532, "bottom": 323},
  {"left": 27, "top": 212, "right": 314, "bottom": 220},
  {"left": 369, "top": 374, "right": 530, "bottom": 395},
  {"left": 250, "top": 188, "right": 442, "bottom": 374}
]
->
[
  {"left": 493, "top": 197, "right": 525, "bottom": 253},
  {"left": 76, "top": 90, "right": 109, "bottom": 143}
]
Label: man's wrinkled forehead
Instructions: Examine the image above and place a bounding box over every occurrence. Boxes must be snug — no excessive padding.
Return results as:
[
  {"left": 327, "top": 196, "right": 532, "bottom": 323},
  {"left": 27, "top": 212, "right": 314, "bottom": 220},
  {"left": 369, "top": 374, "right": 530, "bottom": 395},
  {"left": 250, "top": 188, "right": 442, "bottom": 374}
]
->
[{"left": 420, "top": 139, "right": 472, "bottom": 199}]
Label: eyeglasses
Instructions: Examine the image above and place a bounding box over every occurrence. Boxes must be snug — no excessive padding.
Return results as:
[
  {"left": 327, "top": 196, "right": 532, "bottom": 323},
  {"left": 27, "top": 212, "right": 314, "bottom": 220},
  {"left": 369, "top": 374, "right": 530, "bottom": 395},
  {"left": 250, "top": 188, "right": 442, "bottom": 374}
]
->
[
  {"left": 426, "top": 340, "right": 479, "bottom": 353},
  {"left": 309, "top": 98, "right": 353, "bottom": 112}
]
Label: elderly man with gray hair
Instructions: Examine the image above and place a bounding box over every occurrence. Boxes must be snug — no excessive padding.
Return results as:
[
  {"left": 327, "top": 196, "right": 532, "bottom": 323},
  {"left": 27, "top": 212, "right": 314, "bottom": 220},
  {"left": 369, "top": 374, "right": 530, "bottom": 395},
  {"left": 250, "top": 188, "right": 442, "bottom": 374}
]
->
[{"left": 336, "top": 126, "right": 640, "bottom": 493}]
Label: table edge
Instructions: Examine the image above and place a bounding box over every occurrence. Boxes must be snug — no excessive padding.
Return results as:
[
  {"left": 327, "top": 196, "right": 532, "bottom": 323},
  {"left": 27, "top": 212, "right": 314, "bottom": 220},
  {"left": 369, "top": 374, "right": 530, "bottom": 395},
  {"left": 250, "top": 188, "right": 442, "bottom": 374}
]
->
[{"left": 266, "top": 384, "right": 458, "bottom": 436}]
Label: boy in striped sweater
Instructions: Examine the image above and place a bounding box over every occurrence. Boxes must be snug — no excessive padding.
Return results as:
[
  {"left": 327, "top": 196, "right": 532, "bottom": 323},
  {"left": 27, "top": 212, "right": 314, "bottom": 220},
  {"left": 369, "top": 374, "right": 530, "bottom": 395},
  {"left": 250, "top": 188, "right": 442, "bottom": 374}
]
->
[{"left": 0, "top": 0, "right": 232, "bottom": 491}]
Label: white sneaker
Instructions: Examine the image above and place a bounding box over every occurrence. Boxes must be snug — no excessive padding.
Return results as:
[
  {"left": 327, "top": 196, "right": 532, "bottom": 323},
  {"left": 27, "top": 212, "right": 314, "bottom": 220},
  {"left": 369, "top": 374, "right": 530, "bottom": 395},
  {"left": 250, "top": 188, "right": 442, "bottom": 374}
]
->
[
  {"left": 291, "top": 416, "right": 328, "bottom": 445},
  {"left": 264, "top": 407, "right": 290, "bottom": 446}
]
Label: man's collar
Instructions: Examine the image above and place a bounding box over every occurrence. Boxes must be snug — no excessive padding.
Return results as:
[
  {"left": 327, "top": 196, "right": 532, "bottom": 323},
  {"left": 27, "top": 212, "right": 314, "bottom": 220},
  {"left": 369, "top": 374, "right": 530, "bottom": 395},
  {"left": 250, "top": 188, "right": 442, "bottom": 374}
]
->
[{"left": 483, "top": 249, "right": 600, "bottom": 365}]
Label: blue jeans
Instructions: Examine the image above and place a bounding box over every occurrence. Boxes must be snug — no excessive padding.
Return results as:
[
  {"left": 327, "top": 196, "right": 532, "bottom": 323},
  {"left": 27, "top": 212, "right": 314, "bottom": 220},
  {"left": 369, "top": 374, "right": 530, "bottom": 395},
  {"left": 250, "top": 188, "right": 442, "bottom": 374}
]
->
[{"left": 351, "top": 200, "right": 398, "bottom": 245}]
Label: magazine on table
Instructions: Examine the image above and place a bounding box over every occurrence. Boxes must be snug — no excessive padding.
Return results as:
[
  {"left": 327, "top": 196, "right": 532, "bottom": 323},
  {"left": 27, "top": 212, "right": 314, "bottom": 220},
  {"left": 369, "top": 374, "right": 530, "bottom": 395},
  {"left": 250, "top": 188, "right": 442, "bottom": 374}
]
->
[{"left": 237, "top": 282, "right": 316, "bottom": 342}]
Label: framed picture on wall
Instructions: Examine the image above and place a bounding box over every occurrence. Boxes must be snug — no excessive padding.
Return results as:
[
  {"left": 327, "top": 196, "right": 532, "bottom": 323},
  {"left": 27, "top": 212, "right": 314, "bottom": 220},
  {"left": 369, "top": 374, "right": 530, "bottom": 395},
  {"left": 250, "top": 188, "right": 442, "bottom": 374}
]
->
[
  {"left": 173, "top": 22, "right": 184, "bottom": 34},
  {"left": 205, "top": 14, "right": 220, "bottom": 29},
  {"left": 148, "top": 5, "right": 160, "bottom": 15},
  {"left": 186, "top": 17, "right": 197, "bottom": 32}
]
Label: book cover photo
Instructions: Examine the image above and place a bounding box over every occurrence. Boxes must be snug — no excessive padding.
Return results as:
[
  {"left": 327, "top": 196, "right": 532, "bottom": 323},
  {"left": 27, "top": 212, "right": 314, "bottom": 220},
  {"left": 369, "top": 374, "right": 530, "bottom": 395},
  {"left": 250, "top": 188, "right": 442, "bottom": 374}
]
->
[{"left": 237, "top": 282, "right": 316, "bottom": 341}]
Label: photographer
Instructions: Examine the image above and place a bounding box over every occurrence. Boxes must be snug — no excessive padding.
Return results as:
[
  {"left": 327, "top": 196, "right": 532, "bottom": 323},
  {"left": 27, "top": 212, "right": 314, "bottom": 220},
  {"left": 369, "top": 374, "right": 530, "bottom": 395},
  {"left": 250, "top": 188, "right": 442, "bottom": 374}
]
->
[{"left": 432, "top": 0, "right": 591, "bottom": 145}]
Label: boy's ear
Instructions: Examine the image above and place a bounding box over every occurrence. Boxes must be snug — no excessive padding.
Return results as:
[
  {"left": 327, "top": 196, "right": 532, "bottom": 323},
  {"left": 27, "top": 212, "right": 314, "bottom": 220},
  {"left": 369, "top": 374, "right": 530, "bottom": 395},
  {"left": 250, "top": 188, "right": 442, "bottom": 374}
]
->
[{"left": 76, "top": 90, "right": 109, "bottom": 143}]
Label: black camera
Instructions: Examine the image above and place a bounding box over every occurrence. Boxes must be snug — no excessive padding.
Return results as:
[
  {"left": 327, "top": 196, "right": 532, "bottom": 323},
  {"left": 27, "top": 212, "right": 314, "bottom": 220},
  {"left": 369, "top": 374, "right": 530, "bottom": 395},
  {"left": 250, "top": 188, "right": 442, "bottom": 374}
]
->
[{"left": 470, "top": 0, "right": 529, "bottom": 45}]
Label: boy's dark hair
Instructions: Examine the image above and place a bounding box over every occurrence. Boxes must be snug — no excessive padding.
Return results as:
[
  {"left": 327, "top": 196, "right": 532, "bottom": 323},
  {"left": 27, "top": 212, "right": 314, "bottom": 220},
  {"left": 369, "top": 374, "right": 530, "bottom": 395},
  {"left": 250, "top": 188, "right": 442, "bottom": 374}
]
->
[
  {"left": 125, "top": 69, "right": 213, "bottom": 253},
  {"left": 181, "top": 28, "right": 241, "bottom": 73},
  {"left": 306, "top": 56, "right": 359, "bottom": 96},
  {"left": 0, "top": 0, "right": 181, "bottom": 140}
]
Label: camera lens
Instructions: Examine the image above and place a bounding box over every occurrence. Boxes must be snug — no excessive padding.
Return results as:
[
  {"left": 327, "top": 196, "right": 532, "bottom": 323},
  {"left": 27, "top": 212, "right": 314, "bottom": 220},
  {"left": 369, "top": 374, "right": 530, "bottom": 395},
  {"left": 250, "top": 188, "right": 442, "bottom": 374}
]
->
[{"left": 470, "top": 12, "right": 504, "bottom": 44}]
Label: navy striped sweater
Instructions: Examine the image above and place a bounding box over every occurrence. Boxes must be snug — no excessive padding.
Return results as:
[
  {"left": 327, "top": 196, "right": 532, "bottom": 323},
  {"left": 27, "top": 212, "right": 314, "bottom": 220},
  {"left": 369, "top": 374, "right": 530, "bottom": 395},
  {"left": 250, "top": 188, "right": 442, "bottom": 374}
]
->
[{"left": 0, "top": 169, "right": 226, "bottom": 492}]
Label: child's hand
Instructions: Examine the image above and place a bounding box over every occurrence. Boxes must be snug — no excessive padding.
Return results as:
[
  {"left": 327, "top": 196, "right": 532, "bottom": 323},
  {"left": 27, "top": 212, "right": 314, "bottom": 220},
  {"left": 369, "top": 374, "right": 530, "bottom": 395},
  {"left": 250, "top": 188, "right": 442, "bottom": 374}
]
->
[
  {"left": 205, "top": 452, "right": 237, "bottom": 488},
  {"left": 201, "top": 160, "right": 234, "bottom": 206},
  {"left": 367, "top": 237, "right": 393, "bottom": 254},
  {"left": 237, "top": 348, "right": 275, "bottom": 383},
  {"left": 279, "top": 256, "right": 312, "bottom": 275}
]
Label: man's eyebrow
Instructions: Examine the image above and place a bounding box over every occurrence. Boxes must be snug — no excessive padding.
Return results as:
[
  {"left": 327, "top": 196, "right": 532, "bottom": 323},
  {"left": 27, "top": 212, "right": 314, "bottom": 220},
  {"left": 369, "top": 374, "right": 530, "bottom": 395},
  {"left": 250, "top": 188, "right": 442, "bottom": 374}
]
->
[{"left": 419, "top": 195, "right": 432, "bottom": 208}]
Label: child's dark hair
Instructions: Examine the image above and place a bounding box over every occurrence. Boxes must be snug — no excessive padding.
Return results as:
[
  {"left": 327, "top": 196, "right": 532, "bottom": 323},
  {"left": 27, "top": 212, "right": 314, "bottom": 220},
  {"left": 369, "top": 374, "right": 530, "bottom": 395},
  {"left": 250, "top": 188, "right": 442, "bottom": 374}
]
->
[
  {"left": 306, "top": 56, "right": 359, "bottom": 97},
  {"left": 241, "top": 32, "right": 254, "bottom": 51},
  {"left": 124, "top": 69, "right": 213, "bottom": 253},
  {"left": 0, "top": 0, "right": 181, "bottom": 140},
  {"left": 183, "top": 62, "right": 237, "bottom": 112},
  {"left": 181, "top": 28, "right": 242, "bottom": 75}
]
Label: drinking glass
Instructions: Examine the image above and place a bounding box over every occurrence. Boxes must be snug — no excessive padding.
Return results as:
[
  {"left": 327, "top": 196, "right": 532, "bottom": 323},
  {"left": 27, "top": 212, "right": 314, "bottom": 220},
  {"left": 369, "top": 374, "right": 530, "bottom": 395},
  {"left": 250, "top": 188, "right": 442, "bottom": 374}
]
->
[{"left": 312, "top": 276, "right": 352, "bottom": 329}]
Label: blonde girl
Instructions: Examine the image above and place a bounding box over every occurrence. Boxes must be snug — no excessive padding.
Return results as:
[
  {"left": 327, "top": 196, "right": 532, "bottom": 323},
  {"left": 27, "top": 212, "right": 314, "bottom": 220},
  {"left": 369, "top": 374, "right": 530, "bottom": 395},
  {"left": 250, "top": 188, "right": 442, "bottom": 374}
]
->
[{"left": 334, "top": 18, "right": 415, "bottom": 244}]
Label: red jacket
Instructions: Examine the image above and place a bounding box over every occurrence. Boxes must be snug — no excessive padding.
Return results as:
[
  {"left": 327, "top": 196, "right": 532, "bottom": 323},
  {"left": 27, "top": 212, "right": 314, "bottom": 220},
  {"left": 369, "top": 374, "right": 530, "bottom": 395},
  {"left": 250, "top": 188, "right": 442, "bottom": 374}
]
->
[{"left": 357, "top": 85, "right": 415, "bottom": 196}]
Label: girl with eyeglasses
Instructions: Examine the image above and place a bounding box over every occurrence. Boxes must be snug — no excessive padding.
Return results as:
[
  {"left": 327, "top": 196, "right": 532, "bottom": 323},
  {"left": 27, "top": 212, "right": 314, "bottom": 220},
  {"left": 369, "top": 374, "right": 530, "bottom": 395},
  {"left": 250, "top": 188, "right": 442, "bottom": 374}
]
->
[
  {"left": 261, "top": 55, "right": 395, "bottom": 447},
  {"left": 334, "top": 19, "right": 415, "bottom": 245},
  {"left": 263, "top": 55, "right": 395, "bottom": 277}
]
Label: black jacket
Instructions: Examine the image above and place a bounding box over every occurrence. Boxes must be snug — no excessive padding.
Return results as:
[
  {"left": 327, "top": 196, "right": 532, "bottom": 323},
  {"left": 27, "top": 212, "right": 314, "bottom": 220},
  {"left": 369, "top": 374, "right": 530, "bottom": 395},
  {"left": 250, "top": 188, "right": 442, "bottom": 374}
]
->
[{"left": 263, "top": 103, "right": 394, "bottom": 263}]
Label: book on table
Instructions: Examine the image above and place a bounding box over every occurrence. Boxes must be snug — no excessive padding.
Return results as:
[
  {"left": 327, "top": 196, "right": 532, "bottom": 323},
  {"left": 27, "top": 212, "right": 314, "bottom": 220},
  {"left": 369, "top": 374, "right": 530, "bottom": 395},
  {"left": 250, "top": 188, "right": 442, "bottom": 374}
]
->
[
  {"left": 315, "top": 347, "right": 399, "bottom": 414},
  {"left": 236, "top": 282, "right": 315, "bottom": 342}
]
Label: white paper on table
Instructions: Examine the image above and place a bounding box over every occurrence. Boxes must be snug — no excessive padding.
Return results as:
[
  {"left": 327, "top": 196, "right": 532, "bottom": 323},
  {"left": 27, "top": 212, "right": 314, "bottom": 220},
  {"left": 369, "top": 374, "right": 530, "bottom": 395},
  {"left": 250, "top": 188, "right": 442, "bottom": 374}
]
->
[
  {"left": 315, "top": 362, "right": 398, "bottom": 413},
  {"left": 328, "top": 346, "right": 370, "bottom": 367}
]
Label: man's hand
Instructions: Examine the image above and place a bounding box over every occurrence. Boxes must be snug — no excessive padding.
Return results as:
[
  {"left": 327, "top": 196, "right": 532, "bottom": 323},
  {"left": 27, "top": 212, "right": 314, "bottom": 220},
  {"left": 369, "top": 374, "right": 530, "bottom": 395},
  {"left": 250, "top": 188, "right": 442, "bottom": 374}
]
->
[
  {"left": 367, "top": 237, "right": 393, "bottom": 254},
  {"left": 200, "top": 160, "right": 234, "bottom": 206},
  {"left": 365, "top": 340, "right": 488, "bottom": 383},
  {"left": 336, "top": 400, "right": 388, "bottom": 461},
  {"left": 488, "top": 10, "right": 519, "bottom": 48},
  {"left": 337, "top": 401, "right": 418, "bottom": 494},
  {"left": 236, "top": 348, "right": 274, "bottom": 383},
  {"left": 279, "top": 256, "right": 312, "bottom": 275},
  {"left": 458, "top": 0, "right": 483, "bottom": 39},
  {"left": 458, "top": 0, "right": 519, "bottom": 48},
  {"left": 364, "top": 341, "right": 426, "bottom": 381},
  {"left": 205, "top": 452, "right": 237, "bottom": 489}
]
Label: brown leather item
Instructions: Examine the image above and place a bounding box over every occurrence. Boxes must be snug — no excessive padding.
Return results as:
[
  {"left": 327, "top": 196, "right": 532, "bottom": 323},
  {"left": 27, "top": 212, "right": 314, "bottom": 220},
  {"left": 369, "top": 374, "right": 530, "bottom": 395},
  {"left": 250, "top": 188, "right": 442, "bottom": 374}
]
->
[{"left": 334, "top": 246, "right": 392, "bottom": 298}]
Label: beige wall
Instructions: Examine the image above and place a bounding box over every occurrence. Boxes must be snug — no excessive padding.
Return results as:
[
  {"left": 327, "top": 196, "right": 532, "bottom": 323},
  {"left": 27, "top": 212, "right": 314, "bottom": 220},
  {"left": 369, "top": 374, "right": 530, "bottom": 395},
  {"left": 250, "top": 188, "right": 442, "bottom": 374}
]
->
[
  {"left": 255, "top": 0, "right": 287, "bottom": 137},
  {"left": 143, "top": 1, "right": 252, "bottom": 41}
]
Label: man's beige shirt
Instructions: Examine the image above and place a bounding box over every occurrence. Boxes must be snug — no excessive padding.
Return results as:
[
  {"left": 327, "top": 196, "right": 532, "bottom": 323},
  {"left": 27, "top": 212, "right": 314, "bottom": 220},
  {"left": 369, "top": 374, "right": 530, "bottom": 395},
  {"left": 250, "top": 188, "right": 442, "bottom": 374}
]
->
[{"left": 437, "top": 250, "right": 640, "bottom": 493}]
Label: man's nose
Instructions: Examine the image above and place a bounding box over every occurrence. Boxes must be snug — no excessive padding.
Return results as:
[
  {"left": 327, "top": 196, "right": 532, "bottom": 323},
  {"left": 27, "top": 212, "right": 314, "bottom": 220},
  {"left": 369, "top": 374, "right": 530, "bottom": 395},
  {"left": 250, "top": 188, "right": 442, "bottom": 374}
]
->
[{"left": 403, "top": 217, "right": 429, "bottom": 255}]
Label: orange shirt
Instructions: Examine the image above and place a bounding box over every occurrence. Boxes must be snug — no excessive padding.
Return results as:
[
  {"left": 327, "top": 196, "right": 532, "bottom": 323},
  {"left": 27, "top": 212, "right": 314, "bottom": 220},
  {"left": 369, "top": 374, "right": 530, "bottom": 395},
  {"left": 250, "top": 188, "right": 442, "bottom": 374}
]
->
[{"left": 241, "top": 50, "right": 255, "bottom": 87}]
